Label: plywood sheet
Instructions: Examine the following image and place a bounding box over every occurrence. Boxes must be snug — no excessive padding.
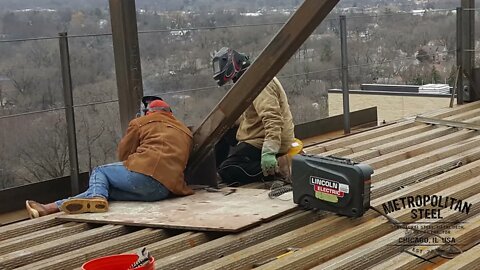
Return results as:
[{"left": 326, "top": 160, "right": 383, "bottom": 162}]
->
[{"left": 56, "top": 188, "right": 296, "bottom": 232}]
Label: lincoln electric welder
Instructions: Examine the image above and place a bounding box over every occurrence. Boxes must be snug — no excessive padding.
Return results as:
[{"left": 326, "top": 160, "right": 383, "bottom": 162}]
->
[{"left": 291, "top": 155, "right": 374, "bottom": 217}]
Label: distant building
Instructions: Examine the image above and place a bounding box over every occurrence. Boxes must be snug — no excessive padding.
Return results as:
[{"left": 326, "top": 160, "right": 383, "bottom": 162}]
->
[
  {"left": 13, "top": 8, "right": 56, "bottom": 13},
  {"left": 330, "top": 83, "right": 452, "bottom": 123},
  {"left": 170, "top": 30, "right": 190, "bottom": 36},
  {"left": 340, "top": 7, "right": 364, "bottom": 14},
  {"left": 418, "top": 84, "right": 450, "bottom": 95},
  {"left": 360, "top": 83, "right": 452, "bottom": 94},
  {"left": 418, "top": 42, "right": 448, "bottom": 63},
  {"left": 172, "top": 94, "right": 191, "bottom": 100},
  {"left": 412, "top": 9, "right": 426, "bottom": 16},
  {"left": 98, "top": 19, "right": 108, "bottom": 29},
  {"left": 240, "top": 11, "right": 263, "bottom": 17}
]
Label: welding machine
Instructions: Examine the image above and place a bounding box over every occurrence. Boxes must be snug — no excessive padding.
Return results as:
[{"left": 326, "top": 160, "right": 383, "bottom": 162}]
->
[{"left": 291, "top": 154, "right": 374, "bottom": 217}]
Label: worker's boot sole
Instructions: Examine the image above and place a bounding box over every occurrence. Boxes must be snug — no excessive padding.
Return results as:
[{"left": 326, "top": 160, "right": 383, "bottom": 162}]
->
[
  {"left": 60, "top": 198, "right": 109, "bottom": 214},
  {"left": 25, "top": 200, "right": 41, "bottom": 219}
]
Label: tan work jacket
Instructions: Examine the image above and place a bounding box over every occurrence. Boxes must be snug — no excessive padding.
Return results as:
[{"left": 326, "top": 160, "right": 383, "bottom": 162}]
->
[
  {"left": 236, "top": 77, "right": 295, "bottom": 154},
  {"left": 118, "top": 112, "right": 194, "bottom": 196}
]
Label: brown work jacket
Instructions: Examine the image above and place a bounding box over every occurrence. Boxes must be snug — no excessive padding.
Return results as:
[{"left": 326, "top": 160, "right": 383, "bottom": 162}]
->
[
  {"left": 236, "top": 77, "right": 295, "bottom": 154},
  {"left": 118, "top": 112, "right": 194, "bottom": 196}
]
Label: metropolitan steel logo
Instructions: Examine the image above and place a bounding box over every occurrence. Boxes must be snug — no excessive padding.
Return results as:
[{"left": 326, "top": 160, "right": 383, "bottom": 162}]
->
[
  {"left": 382, "top": 195, "right": 471, "bottom": 219},
  {"left": 382, "top": 194, "right": 472, "bottom": 262}
]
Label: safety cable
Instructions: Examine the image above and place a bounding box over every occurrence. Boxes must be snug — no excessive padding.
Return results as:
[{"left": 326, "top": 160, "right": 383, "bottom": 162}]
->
[
  {"left": 0, "top": 99, "right": 120, "bottom": 120},
  {"left": 0, "top": 8, "right": 460, "bottom": 44}
]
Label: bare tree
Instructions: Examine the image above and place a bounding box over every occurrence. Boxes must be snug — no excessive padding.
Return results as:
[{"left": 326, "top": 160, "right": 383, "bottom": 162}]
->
[
  {"left": 18, "top": 115, "right": 69, "bottom": 182},
  {"left": 0, "top": 84, "right": 4, "bottom": 109},
  {"left": 0, "top": 154, "right": 16, "bottom": 189},
  {"left": 79, "top": 115, "right": 105, "bottom": 172},
  {"left": 6, "top": 68, "right": 34, "bottom": 95}
]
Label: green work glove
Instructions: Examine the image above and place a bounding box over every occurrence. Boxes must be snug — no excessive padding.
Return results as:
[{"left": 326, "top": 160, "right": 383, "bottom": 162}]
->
[{"left": 261, "top": 152, "right": 278, "bottom": 176}]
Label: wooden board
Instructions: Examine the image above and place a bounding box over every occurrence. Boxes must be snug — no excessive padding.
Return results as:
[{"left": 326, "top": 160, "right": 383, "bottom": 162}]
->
[{"left": 56, "top": 188, "right": 296, "bottom": 232}]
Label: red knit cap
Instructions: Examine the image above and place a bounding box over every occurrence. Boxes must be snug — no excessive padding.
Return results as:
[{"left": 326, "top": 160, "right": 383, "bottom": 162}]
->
[{"left": 146, "top": 100, "right": 172, "bottom": 115}]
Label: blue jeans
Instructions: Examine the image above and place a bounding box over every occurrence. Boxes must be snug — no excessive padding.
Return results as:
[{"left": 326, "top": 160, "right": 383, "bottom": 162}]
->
[{"left": 55, "top": 162, "right": 170, "bottom": 208}]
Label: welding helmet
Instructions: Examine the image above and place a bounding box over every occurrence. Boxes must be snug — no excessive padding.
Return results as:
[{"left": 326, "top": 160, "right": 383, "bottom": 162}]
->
[{"left": 212, "top": 47, "right": 250, "bottom": 86}]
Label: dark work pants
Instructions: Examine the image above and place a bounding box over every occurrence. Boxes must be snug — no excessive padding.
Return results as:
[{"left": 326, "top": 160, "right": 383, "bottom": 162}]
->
[
  {"left": 217, "top": 142, "right": 266, "bottom": 184},
  {"left": 214, "top": 127, "right": 239, "bottom": 168}
]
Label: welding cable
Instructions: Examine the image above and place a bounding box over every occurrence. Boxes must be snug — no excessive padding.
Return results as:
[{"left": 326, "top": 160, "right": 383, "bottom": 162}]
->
[
  {"left": 268, "top": 184, "right": 293, "bottom": 200},
  {"left": 215, "top": 164, "right": 263, "bottom": 189},
  {"left": 217, "top": 165, "right": 293, "bottom": 200},
  {"left": 267, "top": 180, "right": 293, "bottom": 200},
  {"left": 369, "top": 206, "right": 463, "bottom": 259},
  {"left": 217, "top": 164, "right": 263, "bottom": 177}
]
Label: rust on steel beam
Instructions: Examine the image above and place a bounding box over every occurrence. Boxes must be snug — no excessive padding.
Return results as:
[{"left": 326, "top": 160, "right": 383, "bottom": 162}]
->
[
  {"left": 188, "top": 0, "right": 339, "bottom": 182},
  {"left": 109, "top": 0, "right": 144, "bottom": 134}
]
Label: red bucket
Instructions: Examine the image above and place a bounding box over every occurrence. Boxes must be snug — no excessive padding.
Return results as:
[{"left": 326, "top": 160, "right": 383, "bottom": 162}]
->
[{"left": 82, "top": 254, "right": 155, "bottom": 270}]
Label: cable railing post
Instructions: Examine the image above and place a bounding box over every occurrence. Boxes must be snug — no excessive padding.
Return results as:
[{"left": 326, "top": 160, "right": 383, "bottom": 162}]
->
[
  {"left": 462, "top": 0, "right": 476, "bottom": 101},
  {"left": 59, "top": 32, "right": 80, "bottom": 195},
  {"left": 456, "top": 7, "right": 464, "bottom": 105},
  {"left": 340, "top": 15, "right": 351, "bottom": 134}
]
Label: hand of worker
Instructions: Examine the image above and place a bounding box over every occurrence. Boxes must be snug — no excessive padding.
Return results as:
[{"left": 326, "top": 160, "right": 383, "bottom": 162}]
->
[
  {"left": 261, "top": 140, "right": 280, "bottom": 176},
  {"left": 261, "top": 152, "right": 279, "bottom": 176}
]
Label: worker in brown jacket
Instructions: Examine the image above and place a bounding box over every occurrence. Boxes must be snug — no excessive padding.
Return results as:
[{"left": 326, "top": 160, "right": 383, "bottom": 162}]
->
[
  {"left": 25, "top": 99, "right": 193, "bottom": 219},
  {"left": 212, "top": 47, "right": 295, "bottom": 184}
]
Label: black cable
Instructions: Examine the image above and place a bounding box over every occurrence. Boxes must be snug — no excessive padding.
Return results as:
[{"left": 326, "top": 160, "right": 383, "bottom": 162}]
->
[
  {"left": 0, "top": 9, "right": 460, "bottom": 44},
  {"left": 217, "top": 164, "right": 263, "bottom": 178},
  {"left": 0, "top": 107, "right": 64, "bottom": 120},
  {"left": 268, "top": 184, "right": 293, "bottom": 200},
  {"left": 0, "top": 22, "right": 289, "bottom": 43},
  {"left": 72, "top": 99, "right": 118, "bottom": 108},
  {"left": 0, "top": 99, "right": 119, "bottom": 120}
]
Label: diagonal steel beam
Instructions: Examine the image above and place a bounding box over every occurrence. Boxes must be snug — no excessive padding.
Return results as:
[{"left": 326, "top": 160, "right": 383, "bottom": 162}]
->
[{"left": 187, "top": 0, "right": 339, "bottom": 183}]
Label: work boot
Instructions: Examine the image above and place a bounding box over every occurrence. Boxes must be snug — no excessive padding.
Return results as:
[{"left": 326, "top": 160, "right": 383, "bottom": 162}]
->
[
  {"left": 25, "top": 200, "right": 60, "bottom": 219},
  {"left": 60, "top": 197, "right": 109, "bottom": 214}
]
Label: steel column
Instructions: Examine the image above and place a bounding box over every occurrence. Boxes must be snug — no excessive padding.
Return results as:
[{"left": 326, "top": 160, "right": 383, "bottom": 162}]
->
[
  {"left": 109, "top": 0, "right": 144, "bottom": 134},
  {"left": 462, "top": 0, "right": 476, "bottom": 101},
  {"left": 187, "top": 0, "right": 339, "bottom": 184},
  {"left": 340, "top": 15, "right": 351, "bottom": 134},
  {"left": 59, "top": 32, "right": 80, "bottom": 195},
  {"left": 456, "top": 7, "right": 464, "bottom": 105}
]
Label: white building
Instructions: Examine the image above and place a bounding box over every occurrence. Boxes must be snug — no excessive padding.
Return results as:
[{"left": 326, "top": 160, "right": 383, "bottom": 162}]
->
[{"left": 418, "top": 84, "right": 450, "bottom": 95}]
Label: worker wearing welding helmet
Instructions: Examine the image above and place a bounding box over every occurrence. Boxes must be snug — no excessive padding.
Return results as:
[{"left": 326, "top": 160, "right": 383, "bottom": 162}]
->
[
  {"left": 212, "top": 47, "right": 295, "bottom": 184},
  {"left": 25, "top": 100, "right": 193, "bottom": 219}
]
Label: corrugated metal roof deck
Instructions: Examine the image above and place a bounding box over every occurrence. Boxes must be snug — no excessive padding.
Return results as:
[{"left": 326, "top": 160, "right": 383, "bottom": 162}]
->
[{"left": 1, "top": 102, "right": 480, "bottom": 270}]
